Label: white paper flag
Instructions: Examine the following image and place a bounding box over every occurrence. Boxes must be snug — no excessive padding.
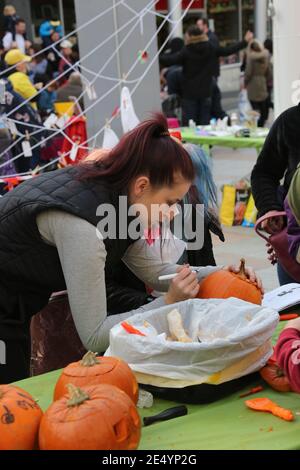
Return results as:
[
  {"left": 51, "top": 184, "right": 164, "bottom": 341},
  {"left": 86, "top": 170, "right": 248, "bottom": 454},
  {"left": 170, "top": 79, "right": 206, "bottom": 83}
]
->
[
  {"left": 102, "top": 126, "right": 119, "bottom": 149},
  {"left": 44, "top": 113, "right": 58, "bottom": 129},
  {"left": 56, "top": 114, "right": 69, "bottom": 129},
  {"left": 22, "top": 140, "right": 33, "bottom": 157},
  {"left": 69, "top": 143, "right": 79, "bottom": 162},
  {"left": 120, "top": 86, "right": 140, "bottom": 134}
]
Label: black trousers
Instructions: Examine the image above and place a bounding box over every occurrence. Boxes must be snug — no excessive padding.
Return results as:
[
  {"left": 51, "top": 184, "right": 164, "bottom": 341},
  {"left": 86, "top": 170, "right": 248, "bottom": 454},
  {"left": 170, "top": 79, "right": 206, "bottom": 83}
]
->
[
  {"left": 211, "top": 78, "right": 227, "bottom": 120},
  {"left": 250, "top": 99, "right": 269, "bottom": 128},
  {"left": 0, "top": 283, "right": 49, "bottom": 384},
  {"left": 182, "top": 97, "right": 212, "bottom": 126}
]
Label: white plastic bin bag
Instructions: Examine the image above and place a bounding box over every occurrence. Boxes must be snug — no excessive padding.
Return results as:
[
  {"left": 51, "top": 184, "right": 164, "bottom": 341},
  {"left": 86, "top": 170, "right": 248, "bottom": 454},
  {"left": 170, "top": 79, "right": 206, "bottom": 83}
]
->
[{"left": 106, "top": 298, "right": 279, "bottom": 388}]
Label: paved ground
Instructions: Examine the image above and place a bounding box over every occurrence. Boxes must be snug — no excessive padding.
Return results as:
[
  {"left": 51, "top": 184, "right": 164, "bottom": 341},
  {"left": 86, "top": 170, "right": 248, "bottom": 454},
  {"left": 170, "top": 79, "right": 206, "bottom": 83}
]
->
[{"left": 210, "top": 145, "right": 278, "bottom": 293}]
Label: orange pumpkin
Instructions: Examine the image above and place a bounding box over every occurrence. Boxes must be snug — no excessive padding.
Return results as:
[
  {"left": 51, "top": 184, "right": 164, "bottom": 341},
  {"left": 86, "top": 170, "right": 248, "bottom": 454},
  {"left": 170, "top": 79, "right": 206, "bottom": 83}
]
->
[
  {"left": 197, "top": 259, "right": 262, "bottom": 305},
  {"left": 0, "top": 385, "right": 43, "bottom": 450},
  {"left": 40, "top": 384, "right": 141, "bottom": 450},
  {"left": 260, "top": 358, "right": 291, "bottom": 392},
  {"left": 54, "top": 351, "right": 139, "bottom": 404}
]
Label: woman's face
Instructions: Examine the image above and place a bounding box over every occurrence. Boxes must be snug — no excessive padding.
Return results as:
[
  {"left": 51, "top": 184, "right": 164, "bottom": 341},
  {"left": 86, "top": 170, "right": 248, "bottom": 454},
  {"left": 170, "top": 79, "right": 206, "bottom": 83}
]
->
[{"left": 129, "top": 174, "right": 191, "bottom": 229}]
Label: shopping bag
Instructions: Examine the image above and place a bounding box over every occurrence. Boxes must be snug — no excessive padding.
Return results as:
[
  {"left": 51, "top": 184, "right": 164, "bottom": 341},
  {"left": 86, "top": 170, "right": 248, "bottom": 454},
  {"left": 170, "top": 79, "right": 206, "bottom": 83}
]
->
[
  {"left": 255, "top": 210, "right": 300, "bottom": 282},
  {"left": 238, "top": 89, "right": 252, "bottom": 123}
]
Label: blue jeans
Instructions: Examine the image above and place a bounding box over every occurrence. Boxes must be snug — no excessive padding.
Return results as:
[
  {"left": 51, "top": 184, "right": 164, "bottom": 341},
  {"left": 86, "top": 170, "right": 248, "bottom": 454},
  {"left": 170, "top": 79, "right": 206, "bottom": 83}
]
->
[
  {"left": 182, "top": 97, "right": 212, "bottom": 126},
  {"left": 277, "top": 262, "right": 297, "bottom": 286}
]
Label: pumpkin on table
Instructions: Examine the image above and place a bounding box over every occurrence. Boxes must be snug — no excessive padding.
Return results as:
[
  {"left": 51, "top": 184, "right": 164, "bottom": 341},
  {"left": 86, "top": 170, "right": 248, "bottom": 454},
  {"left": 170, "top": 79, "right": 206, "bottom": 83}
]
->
[
  {"left": 40, "top": 384, "right": 141, "bottom": 450},
  {"left": 54, "top": 351, "right": 139, "bottom": 404},
  {"left": 0, "top": 385, "right": 43, "bottom": 450},
  {"left": 260, "top": 357, "right": 291, "bottom": 392},
  {"left": 197, "top": 259, "right": 262, "bottom": 305}
]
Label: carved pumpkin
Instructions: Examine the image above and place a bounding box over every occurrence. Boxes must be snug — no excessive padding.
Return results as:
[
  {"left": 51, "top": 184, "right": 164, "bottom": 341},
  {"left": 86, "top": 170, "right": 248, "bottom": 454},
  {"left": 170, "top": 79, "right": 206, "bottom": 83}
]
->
[
  {"left": 0, "top": 385, "right": 43, "bottom": 450},
  {"left": 54, "top": 351, "right": 138, "bottom": 404},
  {"left": 197, "top": 259, "right": 262, "bottom": 305},
  {"left": 40, "top": 384, "right": 141, "bottom": 450},
  {"left": 260, "top": 358, "right": 291, "bottom": 392}
]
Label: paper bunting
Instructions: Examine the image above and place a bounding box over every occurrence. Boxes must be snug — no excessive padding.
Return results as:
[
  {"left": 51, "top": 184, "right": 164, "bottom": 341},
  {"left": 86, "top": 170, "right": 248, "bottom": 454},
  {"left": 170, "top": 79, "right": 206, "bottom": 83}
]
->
[
  {"left": 102, "top": 126, "right": 119, "bottom": 149},
  {"left": 120, "top": 87, "right": 140, "bottom": 134}
]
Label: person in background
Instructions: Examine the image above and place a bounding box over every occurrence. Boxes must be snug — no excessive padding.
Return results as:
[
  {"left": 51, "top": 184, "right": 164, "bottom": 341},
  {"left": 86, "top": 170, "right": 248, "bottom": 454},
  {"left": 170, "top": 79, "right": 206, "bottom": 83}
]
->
[
  {"left": 251, "top": 104, "right": 300, "bottom": 285},
  {"left": 2, "top": 78, "right": 45, "bottom": 173},
  {"left": 197, "top": 17, "right": 227, "bottom": 121},
  {"left": 0, "top": 40, "right": 6, "bottom": 73},
  {"left": 162, "top": 37, "right": 184, "bottom": 97},
  {"left": 47, "top": 31, "right": 61, "bottom": 78},
  {"left": 3, "top": 4, "right": 18, "bottom": 37},
  {"left": 160, "top": 26, "right": 253, "bottom": 126},
  {"left": 70, "top": 43, "right": 80, "bottom": 68},
  {"left": 58, "top": 40, "right": 73, "bottom": 84},
  {"left": 39, "top": 17, "right": 63, "bottom": 48},
  {"left": 274, "top": 317, "right": 300, "bottom": 394},
  {"left": 4, "top": 49, "right": 42, "bottom": 107},
  {"left": 28, "top": 44, "right": 50, "bottom": 83},
  {"left": 244, "top": 40, "right": 272, "bottom": 128},
  {"left": 3, "top": 5, "right": 29, "bottom": 44},
  {"left": 36, "top": 76, "right": 57, "bottom": 117},
  {"left": 3, "top": 18, "right": 31, "bottom": 54},
  {"left": 56, "top": 71, "right": 83, "bottom": 104},
  {"left": 264, "top": 38, "right": 274, "bottom": 113}
]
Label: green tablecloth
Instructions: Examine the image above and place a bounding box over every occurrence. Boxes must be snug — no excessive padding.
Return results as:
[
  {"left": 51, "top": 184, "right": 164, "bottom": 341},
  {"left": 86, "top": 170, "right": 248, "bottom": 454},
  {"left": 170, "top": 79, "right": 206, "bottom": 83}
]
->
[
  {"left": 15, "top": 322, "right": 300, "bottom": 450},
  {"left": 181, "top": 127, "right": 266, "bottom": 154}
]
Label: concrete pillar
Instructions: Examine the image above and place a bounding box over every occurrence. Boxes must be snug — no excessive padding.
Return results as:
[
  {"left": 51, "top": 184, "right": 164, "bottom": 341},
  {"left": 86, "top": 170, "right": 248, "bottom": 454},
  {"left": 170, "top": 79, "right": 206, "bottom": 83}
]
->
[
  {"left": 168, "top": 0, "right": 183, "bottom": 38},
  {"left": 255, "top": 0, "right": 267, "bottom": 43},
  {"left": 273, "top": 0, "right": 300, "bottom": 116},
  {"left": 74, "top": 0, "right": 161, "bottom": 146}
]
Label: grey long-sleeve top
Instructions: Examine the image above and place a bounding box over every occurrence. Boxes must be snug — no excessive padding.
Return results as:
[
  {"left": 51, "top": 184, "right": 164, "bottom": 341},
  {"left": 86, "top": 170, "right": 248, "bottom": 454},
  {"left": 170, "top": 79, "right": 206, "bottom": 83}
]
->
[{"left": 36, "top": 210, "right": 223, "bottom": 353}]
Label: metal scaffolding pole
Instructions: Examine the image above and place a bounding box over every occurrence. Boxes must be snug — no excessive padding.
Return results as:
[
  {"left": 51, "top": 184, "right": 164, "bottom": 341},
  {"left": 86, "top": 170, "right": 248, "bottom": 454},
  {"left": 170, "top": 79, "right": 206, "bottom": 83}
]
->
[
  {"left": 255, "top": 0, "right": 267, "bottom": 43},
  {"left": 168, "top": 0, "right": 183, "bottom": 38}
]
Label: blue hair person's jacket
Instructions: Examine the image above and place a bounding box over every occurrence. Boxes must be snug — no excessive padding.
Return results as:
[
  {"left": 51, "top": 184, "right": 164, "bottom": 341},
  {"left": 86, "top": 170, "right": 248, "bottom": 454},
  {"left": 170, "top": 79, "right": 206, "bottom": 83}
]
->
[{"left": 39, "top": 20, "right": 63, "bottom": 39}]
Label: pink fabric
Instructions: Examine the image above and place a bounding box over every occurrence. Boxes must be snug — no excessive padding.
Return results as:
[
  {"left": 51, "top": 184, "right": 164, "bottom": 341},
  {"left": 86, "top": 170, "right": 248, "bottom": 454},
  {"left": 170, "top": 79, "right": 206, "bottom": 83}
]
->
[
  {"left": 143, "top": 227, "right": 161, "bottom": 246},
  {"left": 167, "top": 117, "right": 180, "bottom": 129},
  {"left": 275, "top": 328, "right": 300, "bottom": 393}
]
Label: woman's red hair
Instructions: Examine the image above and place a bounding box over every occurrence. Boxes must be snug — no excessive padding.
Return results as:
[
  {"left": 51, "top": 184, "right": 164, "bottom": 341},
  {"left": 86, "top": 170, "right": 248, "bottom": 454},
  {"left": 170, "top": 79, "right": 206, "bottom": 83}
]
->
[{"left": 78, "top": 113, "right": 195, "bottom": 190}]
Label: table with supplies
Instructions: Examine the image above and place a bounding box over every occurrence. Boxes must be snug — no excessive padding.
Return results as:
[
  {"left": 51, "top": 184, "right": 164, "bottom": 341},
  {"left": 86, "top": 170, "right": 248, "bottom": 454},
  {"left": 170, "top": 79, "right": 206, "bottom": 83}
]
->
[
  {"left": 15, "top": 321, "right": 300, "bottom": 451},
  {"left": 181, "top": 127, "right": 268, "bottom": 156}
]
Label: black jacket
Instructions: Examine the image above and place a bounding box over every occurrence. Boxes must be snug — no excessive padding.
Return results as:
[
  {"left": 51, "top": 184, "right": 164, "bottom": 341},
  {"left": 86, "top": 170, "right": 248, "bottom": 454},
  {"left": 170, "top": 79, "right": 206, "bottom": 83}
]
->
[
  {"left": 160, "top": 35, "right": 247, "bottom": 99},
  {"left": 0, "top": 166, "right": 149, "bottom": 339},
  {"left": 251, "top": 104, "right": 300, "bottom": 217},
  {"left": 207, "top": 30, "right": 221, "bottom": 78}
]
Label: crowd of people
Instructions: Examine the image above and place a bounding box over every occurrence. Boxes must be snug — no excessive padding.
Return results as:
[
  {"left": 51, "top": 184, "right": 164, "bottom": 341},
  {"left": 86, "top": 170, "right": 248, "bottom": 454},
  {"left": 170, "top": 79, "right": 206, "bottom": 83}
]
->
[
  {"left": 159, "top": 17, "right": 273, "bottom": 128},
  {"left": 0, "top": 5, "right": 85, "bottom": 177}
]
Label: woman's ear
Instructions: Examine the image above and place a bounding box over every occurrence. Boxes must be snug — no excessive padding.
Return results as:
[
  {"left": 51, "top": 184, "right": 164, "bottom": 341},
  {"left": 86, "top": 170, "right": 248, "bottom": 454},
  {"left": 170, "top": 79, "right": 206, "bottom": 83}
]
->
[{"left": 133, "top": 176, "right": 151, "bottom": 198}]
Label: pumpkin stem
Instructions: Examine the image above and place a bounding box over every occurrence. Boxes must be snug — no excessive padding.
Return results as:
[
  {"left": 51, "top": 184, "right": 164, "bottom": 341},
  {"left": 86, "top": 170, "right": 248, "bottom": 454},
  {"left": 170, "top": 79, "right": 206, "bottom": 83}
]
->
[
  {"left": 67, "top": 384, "right": 90, "bottom": 407},
  {"left": 238, "top": 258, "right": 247, "bottom": 280},
  {"left": 80, "top": 351, "right": 100, "bottom": 367}
]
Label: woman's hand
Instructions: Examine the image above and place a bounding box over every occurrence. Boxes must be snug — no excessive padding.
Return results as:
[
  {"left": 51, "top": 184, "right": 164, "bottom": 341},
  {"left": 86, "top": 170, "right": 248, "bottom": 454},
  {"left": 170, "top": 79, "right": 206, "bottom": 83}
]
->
[
  {"left": 224, "top": 263, "right": 264, "bottom": 294},
  {"left": 164, "top": 265, "right": 199, "bottom": 305}
]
